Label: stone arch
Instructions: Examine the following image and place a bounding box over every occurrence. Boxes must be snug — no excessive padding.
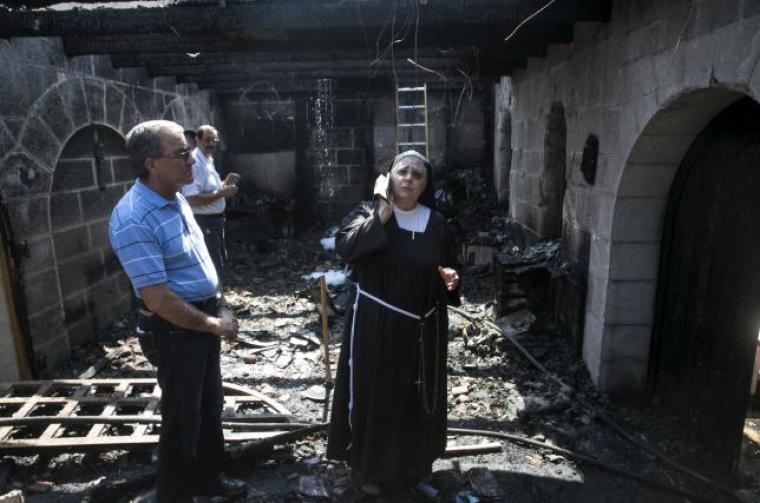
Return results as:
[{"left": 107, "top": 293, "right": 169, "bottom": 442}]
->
[
  {"left": 583, "top": 88, "right": 746, "bottom": 392},
  {"left": 50, "top": 125, "right": 133, "bottom": 349}
]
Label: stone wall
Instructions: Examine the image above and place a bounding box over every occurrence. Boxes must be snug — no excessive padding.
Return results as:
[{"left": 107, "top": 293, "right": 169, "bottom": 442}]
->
[
  {"left": 308, "top": 86, "right": 375, "bottom": 222},
  {"left": 0, "top": 36, "right": 212, "bottom": 376},
  {"left": 503, "top": 0, "right": 760, "bottom": 392}
]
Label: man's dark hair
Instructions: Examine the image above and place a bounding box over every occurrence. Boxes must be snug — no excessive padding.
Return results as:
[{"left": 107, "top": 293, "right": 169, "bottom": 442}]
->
[
  {"left": 125, "top": 120, "right": 184, "bottom": 180},
  {"left": 196, "top": 124, "right": 218, "bottom": 140}
]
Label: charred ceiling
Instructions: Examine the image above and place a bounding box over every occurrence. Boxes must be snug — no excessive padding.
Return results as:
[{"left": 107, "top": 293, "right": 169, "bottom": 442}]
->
[{"left": 0, "top": 0, "right": 611, "bottom": 94}]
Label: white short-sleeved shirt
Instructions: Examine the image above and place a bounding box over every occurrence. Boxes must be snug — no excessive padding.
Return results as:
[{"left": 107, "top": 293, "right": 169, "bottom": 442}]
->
[{"left": 181, "top": 147, "right": 225, "bottom": 215}]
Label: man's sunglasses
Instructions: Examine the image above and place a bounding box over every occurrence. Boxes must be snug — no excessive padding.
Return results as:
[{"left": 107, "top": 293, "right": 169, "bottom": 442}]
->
[{"left": 155, "top": 148, "right": 193, "bottom": 161}]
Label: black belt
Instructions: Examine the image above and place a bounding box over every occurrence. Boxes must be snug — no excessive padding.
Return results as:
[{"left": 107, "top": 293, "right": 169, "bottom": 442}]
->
[
  {"left": 190, "top": 294, "right": 220, "bottom": 311},
  {"left": 138, "top": 293, "right": 220, "bottom": 315}
]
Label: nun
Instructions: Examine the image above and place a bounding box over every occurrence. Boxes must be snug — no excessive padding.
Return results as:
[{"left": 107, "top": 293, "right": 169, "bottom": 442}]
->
[{"left": 327, "top": 150, "right": 461, "bottom": 498}]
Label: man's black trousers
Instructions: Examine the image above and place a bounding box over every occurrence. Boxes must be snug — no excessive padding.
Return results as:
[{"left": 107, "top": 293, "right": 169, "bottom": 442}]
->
[{"left": 153, "top": 315, "right": 224, "bottom": 502}]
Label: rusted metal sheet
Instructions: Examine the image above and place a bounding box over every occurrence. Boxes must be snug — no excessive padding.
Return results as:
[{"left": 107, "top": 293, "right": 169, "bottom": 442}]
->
[{"left": 0, "top": 379, "right": 292, "bottom": 454}]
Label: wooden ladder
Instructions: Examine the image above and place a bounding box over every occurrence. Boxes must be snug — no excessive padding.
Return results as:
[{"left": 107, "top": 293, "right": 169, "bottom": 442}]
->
[{"left": 396, "top": 84, "right": 429, "bottom": 156}]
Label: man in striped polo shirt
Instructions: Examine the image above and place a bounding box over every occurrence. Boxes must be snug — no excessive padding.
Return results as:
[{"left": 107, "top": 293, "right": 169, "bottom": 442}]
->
[{"left": 109, "top": 120, "right": 247, "bottom": 502}]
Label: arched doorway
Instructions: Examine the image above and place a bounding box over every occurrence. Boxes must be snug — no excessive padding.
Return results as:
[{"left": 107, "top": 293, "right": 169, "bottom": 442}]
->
[
  {"left": 50, "top": 125, "right": 133, "bottom": 347},
  {"left": 651, "top": 97, "right": 760, "bottom": 474}
]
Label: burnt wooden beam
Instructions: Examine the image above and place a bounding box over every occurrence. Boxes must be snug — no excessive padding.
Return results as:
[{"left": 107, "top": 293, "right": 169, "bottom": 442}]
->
[
  {"left": 1, "top": 0, "right": 610, "bottom": 37},
  {"left": 64, "top": 30, "right": 552, "bottom": 57},
  {"left": 145, "top": 56, "right": 507, "bottom": 77},
  {"left": 109, "top": 47, "right": 479, "bottom": 68},
  {"left": 199, "top": 75, "right": 496, "bottom": 96}
]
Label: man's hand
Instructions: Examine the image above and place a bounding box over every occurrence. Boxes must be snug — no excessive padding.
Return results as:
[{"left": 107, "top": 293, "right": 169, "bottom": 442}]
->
[
  {"left": 224, "top": 173, "right": 241, "bottom": 186},
  {"left": 140, "top": 284, "right": 236, "bottom": 337},
  {"left": 437, "top": 266, "right": 460, "bottom": 292},
  {"left": 217, "top": 185, "right": 238, "bottom": 198},
  {"left": 216, "top": 309, "right": 238, "bottom": 341}
]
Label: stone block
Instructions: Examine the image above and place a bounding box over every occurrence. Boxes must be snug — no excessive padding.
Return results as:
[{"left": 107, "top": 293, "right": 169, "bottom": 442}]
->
[
  {"left": 57, "top": 251, "right": 104, "bottom": 297},
  {"left": 132, "top": 87, "right": 157, "bottom": 120},
  {"left": 28, "top": 309, "right": 68, "bottom": 360},
  {"left": 598, "top": 358, "right": 648, "bottom": 394},
  {"left": 582, "top": 311, "right": 605, "bottom": 384},
  {"left": 0, "top": 152, "right": 53, "bottom": 198},
  {"left": 604, "top": 324, "right": 653, "bottom": 361},
  {"left": 7, "top": 196, "right": 50, "bottom": 239},
  {"left": 610, "top": 197, "right": 667, "bottom": 242},
  {"left": 23, "top": 269, "right": 60, "bottom": 315},
  {"left": 105, "top": 85, "right": 126, "bottom": 129},
  {"left": 89, "top": 219, "right": 110, "bottom": 250},
  {"left": 36, "top": 88, "right": 75, "bottom": 144},
  {"left": 63, "top": 291, "right": 88, "bottom": 326},
  {"left": 0, "top": 63, "right": 28, "bottom": 117},
  {"left": 80, "top": 185, "right": 123, "bottom": 217},
  {"left": 346, "top": 165, "right": 368, "bottom": 186},
  {"left": 0, "top": 39, "right": 12, "bottom": 61},
  {"left": 66, "top": 316, "right": 96, "bottom": 347},
  {"left": 103, "top": 248, "right": 122, "bottom": 276},
  {"left": 609, "top": 242, "right": 660, "bottom": 281},
  {"left": 19, "top": 235, "right": 55, "bottom": 275},
  {"left": 586, "top": 270, "right": 609, "bottom": 319},
  {"left": 336, "top": 149, "right": 364, "bottom": 165},
  {"left": 118, "top": 67, "right": 149, "bottom": 86},
  {"left": 684, "top": 0, "right": 740, "bottom": 40},
  {"left": 10, "top": 37, "right": 65, "bottom": 67},
  {"left": 92, "top": 55, "right": 118, "bottom": 81},
  {"left": 53, "top": 159, "right": 95, "bottom": 192},
  {"left": 20, "top": 115, "right": 61, "bottom": 169},
  {"left": 50, "top": 191, "right": 82, "bottom": 230},
  {"left": 334, "top": 100, "right": 368, "bottom": 128},
  {"left": 746, "top": 0, "right": 760, "bottom": 18},
  {"left": 153, "top": 77, "right": 176, "bottom": 92},
  {"left": 110, "top": 156, "right": 134, "bottom": 183},
  {"left": 0, "top": 120, "right": 16, "bottom": 157},
  {"left": 588, "top": 234, "right": 611, "bottom": 279},
  {"left": 86, "top": 276, "right": 121, "bottom": 313},
  {"left": 83, "top": 79, "right": 106, "bottom": 124},
  {"left": 58, "top": 78, "right": 90, "bottom": 129},
  {"left": 68, "top": 56, "right": 93, "bottom": 76},
  {"left": 712, "top": 16, "right": 760, "bottom": 85},
  {"left": 605, "top": 279, "right": 657, "bottom": 325},
  {"left": 54, "top": 225, "right": 90, "bottom": 259},
  {"left": 121, "top": 102, "right": 140, "bottom": 133}
]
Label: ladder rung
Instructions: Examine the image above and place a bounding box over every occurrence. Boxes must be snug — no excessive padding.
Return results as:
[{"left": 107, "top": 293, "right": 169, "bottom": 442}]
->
[
  {"left": 398, "top": 86, "right": 425, "bottom": 92},
  {"left": 398, "top": 105, "right": 425, "bottom": 110},
  {"left": 398, "top": 142, "right": 427, "bottom": 146},
  {"left": 398, "top": 123, "right": 426, "bottom": 127}
]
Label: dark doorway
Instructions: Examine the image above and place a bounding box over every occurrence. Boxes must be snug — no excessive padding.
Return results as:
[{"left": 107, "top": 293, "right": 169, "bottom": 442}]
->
[
  {"left": 651, "top": 97, "right": 760, "bottom": 475},
  {"left": 51, "top": 125, "right": 133, "bottom": 348}
]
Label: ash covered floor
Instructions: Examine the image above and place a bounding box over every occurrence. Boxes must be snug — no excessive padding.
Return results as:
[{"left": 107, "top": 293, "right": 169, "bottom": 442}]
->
[{"left": 1, "top": 194, "right": 758, "bottom": 503}]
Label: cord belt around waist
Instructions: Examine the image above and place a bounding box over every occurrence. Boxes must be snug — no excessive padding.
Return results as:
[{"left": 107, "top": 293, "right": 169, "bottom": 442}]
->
[{"left": 355, "top": 284, "right": 437, "bottom": 321}]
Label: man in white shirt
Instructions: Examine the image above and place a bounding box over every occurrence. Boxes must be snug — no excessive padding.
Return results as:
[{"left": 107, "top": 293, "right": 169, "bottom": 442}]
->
[{"left": 181, "top": 125, "right": 239, "bottom": 284}]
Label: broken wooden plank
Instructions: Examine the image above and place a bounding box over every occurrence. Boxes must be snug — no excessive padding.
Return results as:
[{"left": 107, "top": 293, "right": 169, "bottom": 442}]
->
[
  {"left": 443, "top": 442, "right": 503, "bottom": 457},
  {"left": 0, "top": 379, "right": 293, "bottom": 455}
]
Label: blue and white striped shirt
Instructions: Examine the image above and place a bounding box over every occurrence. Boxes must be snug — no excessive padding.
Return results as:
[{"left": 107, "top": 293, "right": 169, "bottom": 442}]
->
[{"left": 109, "top": 179, "right": 219, "bottom": 302}]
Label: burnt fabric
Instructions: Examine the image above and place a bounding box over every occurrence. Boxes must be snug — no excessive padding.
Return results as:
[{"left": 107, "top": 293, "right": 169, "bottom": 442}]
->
[{"left": 326, "top": 202, "right": 460, "bottom": 491}]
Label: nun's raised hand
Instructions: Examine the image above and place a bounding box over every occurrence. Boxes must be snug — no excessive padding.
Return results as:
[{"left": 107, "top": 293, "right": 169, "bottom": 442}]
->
[{"left": 438, "top": 266, "right": 459, "bottom": 291}]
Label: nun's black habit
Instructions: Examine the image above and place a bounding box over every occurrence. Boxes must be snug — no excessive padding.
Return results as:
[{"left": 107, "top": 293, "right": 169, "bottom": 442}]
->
[{"left": 326, "top": 151, "right": 460, "bottom": 491}]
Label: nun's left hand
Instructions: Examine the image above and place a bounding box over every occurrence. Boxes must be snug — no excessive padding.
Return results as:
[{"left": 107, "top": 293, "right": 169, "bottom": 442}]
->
[{"left": 438, "top": 266, "right": 459, "bottom": 292}]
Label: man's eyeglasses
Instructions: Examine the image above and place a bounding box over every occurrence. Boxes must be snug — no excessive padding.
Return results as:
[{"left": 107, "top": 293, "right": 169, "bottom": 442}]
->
[{"left": 155, "top": 148, "right": 193, "bottom": 161}]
